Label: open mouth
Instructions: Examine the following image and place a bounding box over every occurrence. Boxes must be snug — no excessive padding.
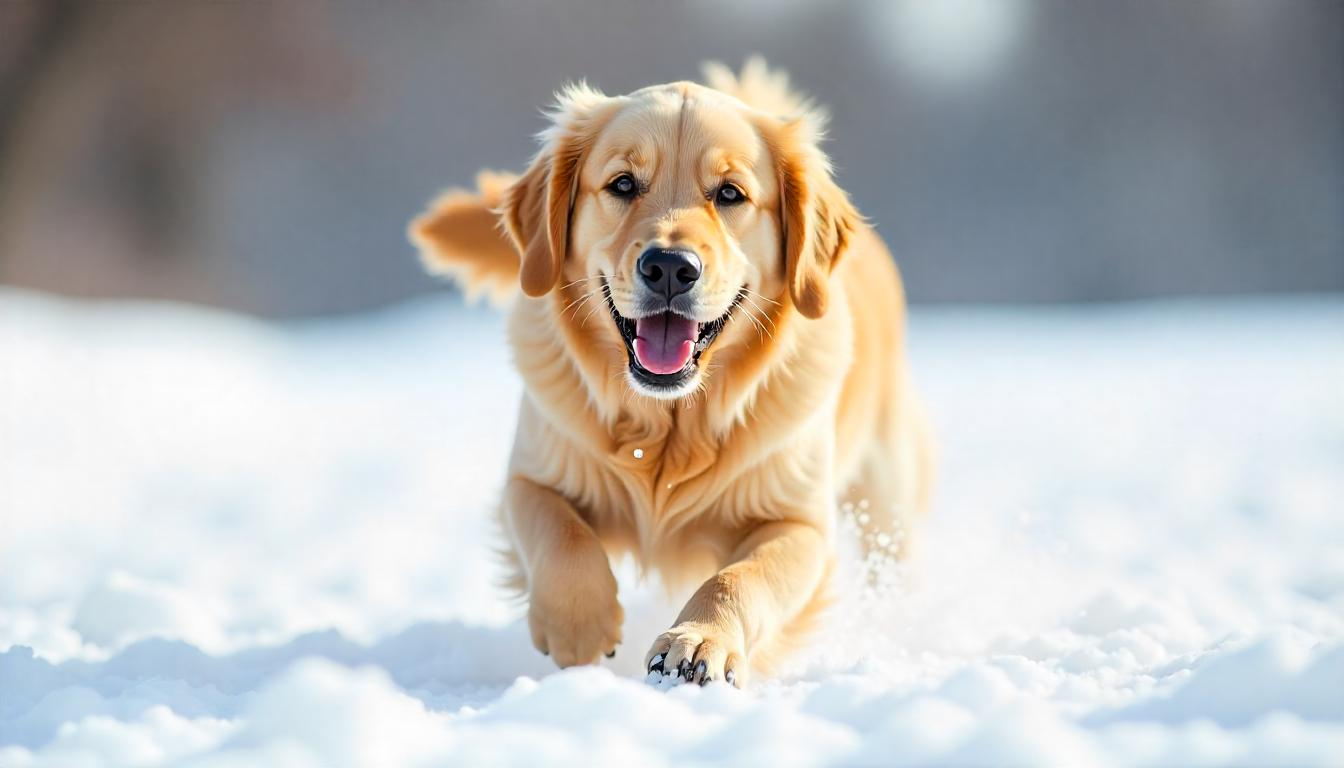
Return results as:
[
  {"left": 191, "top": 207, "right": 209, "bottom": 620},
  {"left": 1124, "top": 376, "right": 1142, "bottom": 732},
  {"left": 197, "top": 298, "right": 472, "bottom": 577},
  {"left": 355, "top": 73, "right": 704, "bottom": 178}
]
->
[{"left": 604, "top": 284, "right": 740, "bottom": 391}]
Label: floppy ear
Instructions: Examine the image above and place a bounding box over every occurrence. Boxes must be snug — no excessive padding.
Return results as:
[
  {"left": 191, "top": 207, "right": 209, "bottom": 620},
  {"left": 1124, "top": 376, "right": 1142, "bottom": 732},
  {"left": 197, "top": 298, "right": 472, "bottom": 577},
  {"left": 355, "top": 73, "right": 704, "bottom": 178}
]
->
[
  {"left": 501, "top": 84, "right": 617, "bottom": 297},
  {"left": 772, "top": 116, "right": 861, "bottom": 319},
  {"left": 501, "top": 155, "right": 558, "bottom": 297}
]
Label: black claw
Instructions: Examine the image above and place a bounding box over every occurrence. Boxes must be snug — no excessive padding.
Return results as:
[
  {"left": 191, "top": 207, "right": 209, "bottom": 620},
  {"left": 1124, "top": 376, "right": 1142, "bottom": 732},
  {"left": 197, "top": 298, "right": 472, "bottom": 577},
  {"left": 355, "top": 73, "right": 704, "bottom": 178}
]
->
[
  {"left": 606, "top": 649, "right": 616, "bottom": 658},
  {"left": 678, "top": 659, "right": 692, "bottom": 681},
  {"left": 725, "top": 669, "right": 737, "bottom": 687},
  {"left": 647, "top": 653, "right": 665, "bottom": 674},
  {"left": 694, "top": 660, "right": 707, "bottom": 683}
]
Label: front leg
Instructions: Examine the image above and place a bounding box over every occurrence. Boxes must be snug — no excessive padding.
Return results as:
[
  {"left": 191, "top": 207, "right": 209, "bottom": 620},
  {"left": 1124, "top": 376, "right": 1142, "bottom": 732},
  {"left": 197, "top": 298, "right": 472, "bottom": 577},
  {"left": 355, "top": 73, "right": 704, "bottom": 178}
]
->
[
  {"left": 645, "top": 521, "right": 829, "bottom": 688},
  {"left": 505, "top": 477, "right": 623, "bottom": 668}
]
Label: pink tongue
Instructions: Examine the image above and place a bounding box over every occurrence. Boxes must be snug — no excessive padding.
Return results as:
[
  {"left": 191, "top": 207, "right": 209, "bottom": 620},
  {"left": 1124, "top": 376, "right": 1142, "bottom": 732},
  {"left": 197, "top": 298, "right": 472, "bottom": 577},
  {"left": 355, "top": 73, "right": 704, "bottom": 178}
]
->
[{"left": 633, "top": 313, "right": 698, "bottom": 374}]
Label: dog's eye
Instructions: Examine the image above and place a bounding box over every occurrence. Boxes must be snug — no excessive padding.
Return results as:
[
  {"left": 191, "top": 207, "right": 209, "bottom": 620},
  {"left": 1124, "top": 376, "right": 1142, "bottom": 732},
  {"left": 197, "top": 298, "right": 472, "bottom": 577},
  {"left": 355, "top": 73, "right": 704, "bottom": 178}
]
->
[
  {"left": 715, "top": 183, "right": 746, "bottom": 206},
  {"left": 606, "top": 174, "right": 638, "bottom": 199}
]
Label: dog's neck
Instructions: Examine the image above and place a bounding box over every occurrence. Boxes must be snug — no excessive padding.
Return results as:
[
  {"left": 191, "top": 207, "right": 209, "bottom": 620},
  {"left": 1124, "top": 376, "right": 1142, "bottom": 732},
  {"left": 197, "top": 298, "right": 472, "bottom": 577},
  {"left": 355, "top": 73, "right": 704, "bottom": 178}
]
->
[{"left": 508, "top": 288, "right": 852, "bottom": 527}]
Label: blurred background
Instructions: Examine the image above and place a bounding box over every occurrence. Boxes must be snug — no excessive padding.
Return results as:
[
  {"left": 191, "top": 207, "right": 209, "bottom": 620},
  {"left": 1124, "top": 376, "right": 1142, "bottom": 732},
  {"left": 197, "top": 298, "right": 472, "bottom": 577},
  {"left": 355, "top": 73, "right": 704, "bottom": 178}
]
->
[{"left": 0, "top": 0, "right": 1340, "bottom": 316}]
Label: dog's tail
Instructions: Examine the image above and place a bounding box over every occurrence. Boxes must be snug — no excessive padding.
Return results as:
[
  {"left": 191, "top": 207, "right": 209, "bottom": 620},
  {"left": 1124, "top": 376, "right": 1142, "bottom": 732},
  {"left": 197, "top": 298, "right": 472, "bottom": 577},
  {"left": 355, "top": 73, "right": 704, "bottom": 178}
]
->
[{"left": 409, "top": 170, "right": 520, "bottom": 304}]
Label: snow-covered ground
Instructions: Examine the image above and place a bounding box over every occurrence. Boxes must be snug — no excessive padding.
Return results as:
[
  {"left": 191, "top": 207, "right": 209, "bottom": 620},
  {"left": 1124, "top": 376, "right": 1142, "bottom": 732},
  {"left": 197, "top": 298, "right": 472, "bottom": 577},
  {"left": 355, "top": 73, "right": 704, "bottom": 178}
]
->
[{"left": 1, "top": 288, "right": 1341, "bottom": 767}]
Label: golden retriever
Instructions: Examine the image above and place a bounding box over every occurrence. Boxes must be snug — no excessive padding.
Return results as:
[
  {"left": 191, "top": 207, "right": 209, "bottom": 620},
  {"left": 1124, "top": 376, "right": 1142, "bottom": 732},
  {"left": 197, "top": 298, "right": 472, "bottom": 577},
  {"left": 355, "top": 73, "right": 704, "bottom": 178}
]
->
[{"left": 410, "top": 59, "right": 932, "bottom": 687}]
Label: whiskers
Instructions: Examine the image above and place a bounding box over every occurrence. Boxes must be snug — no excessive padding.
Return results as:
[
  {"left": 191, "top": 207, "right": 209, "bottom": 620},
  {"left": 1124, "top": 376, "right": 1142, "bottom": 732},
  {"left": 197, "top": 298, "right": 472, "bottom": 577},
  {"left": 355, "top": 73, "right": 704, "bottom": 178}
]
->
[
  {"left": 558, "top": 275, "right": 610, "bottom": 326},
  {"left": 579, "top": 282, "right": 614, "bottom": 328},
  {"left": 740, "top": 287, "right": 780, "bottom": 309},
  {"left": 736, "top": 288, "right": 778, "bottom": 344},
  {"left": 557, "top": 275, "right": 604, "bottom": 293}
]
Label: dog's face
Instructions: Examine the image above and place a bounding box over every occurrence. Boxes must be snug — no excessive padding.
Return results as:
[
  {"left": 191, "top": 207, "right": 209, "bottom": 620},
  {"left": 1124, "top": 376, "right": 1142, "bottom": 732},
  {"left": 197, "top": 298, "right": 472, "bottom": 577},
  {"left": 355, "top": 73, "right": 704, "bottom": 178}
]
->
[
  {"left": 503, "top": 81, "right": 856, "bottom": 400},
  {"left": 574, "top": 84, "right": 784, "bottom": 398}
]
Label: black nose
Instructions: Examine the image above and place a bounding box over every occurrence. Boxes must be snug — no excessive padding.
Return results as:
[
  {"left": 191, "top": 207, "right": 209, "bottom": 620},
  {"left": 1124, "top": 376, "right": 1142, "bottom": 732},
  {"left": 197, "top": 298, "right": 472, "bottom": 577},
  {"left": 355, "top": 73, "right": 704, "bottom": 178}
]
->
[{"left": 637, "top": 248, "right": 702, "bottom": 299}]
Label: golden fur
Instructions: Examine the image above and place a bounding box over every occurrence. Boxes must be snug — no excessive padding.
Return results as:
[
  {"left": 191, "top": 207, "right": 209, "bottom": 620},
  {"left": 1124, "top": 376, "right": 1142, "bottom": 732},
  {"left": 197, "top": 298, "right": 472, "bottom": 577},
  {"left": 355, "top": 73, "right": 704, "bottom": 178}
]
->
[{"left": 410, "top": 59, "right": 932, "bottom": 686}]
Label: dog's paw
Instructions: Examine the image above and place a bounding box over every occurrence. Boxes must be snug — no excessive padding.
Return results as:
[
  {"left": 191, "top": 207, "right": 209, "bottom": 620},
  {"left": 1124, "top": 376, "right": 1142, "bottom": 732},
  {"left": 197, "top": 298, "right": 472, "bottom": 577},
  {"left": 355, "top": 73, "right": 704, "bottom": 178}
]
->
[
  {"left": 644, "top": 623, "right": 745, "bottom": 688},
  {"left": 527, "top": 561, "right": 623, "bottom": 668}
]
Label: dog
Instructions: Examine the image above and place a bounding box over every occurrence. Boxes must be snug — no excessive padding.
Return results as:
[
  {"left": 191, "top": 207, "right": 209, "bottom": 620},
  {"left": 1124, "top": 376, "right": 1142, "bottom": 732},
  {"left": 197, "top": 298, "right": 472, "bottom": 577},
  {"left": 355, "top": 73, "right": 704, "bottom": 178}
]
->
[{"left": 410, "top": 59, "right": 932, "bottom": 687}]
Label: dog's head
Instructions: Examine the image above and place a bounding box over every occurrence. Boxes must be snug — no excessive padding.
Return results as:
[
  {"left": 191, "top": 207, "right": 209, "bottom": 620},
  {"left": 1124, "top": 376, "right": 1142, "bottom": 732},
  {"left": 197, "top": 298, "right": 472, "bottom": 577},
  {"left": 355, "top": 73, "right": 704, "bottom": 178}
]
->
[{"left": 502, "top": 67, "right": 858, "bottom": 400}]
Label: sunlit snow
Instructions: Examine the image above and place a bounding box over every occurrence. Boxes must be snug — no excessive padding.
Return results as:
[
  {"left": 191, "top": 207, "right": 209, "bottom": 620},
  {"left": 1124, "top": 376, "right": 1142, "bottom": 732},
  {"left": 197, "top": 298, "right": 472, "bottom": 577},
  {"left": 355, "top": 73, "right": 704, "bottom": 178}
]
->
[{"left": 2, "top": 289, "right": 1341, "bottom": 766}]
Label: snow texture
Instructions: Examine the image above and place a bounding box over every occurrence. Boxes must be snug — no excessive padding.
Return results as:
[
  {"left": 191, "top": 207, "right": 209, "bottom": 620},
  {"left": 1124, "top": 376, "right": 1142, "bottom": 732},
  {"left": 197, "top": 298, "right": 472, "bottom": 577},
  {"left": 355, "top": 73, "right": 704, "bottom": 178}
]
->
[{"left": 2, "top": 289, "right": 1342, "bottom": 766}]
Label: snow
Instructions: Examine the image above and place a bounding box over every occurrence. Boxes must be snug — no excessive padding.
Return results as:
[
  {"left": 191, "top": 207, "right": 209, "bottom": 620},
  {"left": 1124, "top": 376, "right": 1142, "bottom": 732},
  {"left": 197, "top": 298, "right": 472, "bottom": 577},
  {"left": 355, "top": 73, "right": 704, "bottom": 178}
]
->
[{"left": 1, "top": 288, "right": 1342, "bottom": 766}]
